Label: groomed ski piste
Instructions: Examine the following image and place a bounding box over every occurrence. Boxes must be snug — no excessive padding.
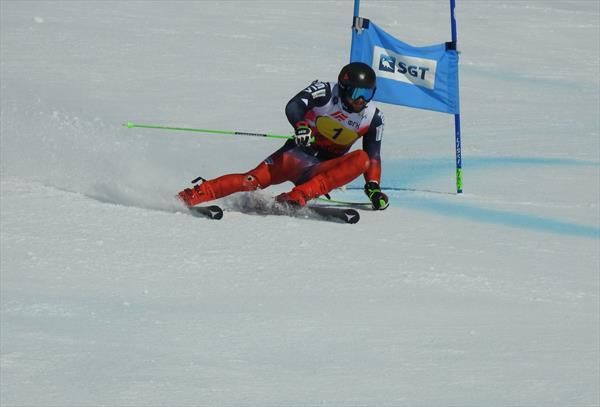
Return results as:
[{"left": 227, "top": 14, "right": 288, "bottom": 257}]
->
[{"left": 1, "top": 1, "right": 599, "bottom": 406}]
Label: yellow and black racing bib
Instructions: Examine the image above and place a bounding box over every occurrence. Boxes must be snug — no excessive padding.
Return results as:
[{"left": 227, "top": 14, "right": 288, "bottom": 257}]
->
[{"left": 315, "top": 116, "right": 360, "bottom": 146}]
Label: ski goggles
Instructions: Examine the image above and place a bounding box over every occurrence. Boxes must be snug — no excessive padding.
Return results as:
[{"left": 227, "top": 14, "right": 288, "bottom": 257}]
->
[{"left": 344, "top": 86, "right": 376, "bottom": 102}]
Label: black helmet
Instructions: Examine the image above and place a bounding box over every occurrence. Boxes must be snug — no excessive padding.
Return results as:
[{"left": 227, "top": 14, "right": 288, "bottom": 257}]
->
[{"left": 338, "top": 62, "right": 377, "bottom": 102}]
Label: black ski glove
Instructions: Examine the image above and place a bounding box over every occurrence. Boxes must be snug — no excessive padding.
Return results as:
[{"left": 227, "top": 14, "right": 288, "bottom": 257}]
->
[
  {"left": 364, "top": 181, "right": 389, "bottom": 210},
  {"left": 294, "top": 121, "right": 313, "bottom": 147}
]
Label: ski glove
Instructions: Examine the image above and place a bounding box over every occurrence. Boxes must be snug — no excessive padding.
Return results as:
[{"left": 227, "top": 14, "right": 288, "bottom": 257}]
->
[
  {"left": 294, "top": 121, "right": 313, "bottom": 147},
  {"left": 364, "top": 181, "right": 389, "bottom": 210}
]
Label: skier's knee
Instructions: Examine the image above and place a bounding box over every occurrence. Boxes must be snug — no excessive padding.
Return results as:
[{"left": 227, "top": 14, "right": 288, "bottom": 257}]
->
[
  {"left": 350, "top": 150, "right": 370, "bottom": 172},
  {"left": 240, "top": 173, "right": 261, "bottom": 191}
]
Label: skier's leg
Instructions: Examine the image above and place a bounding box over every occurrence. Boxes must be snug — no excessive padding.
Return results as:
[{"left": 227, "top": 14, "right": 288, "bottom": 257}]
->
[
  {"left": 177, "top": 162, "right": 273, "bottom": 207},
  {"left": 177, "top": 143, "right": 314, "bottom": 206},
  {"left": 178, "top": 142, "right": 324, "bottom": 207},
  {"left": 276, "top": 150, "right": 369, "bottom": 205}
]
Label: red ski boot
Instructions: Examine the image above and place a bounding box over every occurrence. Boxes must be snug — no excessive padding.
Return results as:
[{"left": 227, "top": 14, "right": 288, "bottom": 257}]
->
[
  {"left": 275, "top": 189, "right": 309, "bottom": 207},
  {"left": 178, "top": 184, "right": 209, "bottom": 207}
]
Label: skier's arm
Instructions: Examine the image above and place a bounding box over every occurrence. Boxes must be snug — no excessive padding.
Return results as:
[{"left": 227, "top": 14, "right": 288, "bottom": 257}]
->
[
  {"left": 285, "top": 81, "right": 332, "bottom": 126},
  {"left": 362, "top": 108, "right": 384, "bottom": 184}
]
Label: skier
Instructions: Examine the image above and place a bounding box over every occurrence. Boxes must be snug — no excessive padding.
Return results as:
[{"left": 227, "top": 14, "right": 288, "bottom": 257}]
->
[{"left": 178, "top": 62, "right": 389, "bottom": 210}]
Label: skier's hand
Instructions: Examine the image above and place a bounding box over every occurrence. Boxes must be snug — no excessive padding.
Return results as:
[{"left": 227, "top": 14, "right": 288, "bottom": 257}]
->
[
  {"left": 364, "top": 181, "right": 389, "bottom": 210},
  {"left": 294, "top": 121, "right": 313, "bottom": 147}
]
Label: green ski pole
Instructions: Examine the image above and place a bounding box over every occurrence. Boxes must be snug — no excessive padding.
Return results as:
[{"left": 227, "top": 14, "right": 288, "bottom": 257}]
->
[{"left": 123, "top": 122, "right": 294, "bottom": 140}]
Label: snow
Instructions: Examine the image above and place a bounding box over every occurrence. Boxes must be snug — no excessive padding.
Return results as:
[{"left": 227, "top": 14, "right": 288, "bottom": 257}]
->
[{"left": 1, "top": 1, "right": 599, "bottom": 405}]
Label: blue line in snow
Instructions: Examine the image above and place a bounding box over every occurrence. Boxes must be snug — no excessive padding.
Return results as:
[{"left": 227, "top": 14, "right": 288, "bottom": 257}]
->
[
  {"left": 465, "top": 156, "right": 599, "bottom": 168},
  {"left": 345, "top": 156, "right": 599, "bottom": 238},
  {"left": 399, "top": 196, "right": 599, "bottom": 239}
]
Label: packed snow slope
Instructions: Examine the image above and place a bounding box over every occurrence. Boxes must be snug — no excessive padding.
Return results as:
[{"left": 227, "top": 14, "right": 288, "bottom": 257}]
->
[{"left": 1, "top": 1, "right": 599, "bottom": 406}]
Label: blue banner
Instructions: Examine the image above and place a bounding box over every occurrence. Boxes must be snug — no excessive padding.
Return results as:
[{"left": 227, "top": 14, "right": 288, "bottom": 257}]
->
[{"left": 351, "top": 20, "right": 460, "bottom": 114}]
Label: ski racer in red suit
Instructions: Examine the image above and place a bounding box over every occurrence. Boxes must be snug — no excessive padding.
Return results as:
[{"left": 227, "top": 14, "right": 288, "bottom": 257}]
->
[{"left": 178, "top": 62, "right": 389, "bottom": 210}]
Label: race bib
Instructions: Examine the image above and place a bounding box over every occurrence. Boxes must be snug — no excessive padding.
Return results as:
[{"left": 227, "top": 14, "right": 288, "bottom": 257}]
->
[{"left": 315, "top": 116, "right": 359, "bottom": 146}]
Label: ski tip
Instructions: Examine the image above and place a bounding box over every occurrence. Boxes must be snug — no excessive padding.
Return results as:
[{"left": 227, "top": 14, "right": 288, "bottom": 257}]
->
[
  {"left": 343, "top": 209, "right": 360, "bottom": 224},
  {"left": 207, "top": 205, "right": 224, "bottom": 220},
  {"left": 189, "top": 205, "right": 223, "bottom": 220}
]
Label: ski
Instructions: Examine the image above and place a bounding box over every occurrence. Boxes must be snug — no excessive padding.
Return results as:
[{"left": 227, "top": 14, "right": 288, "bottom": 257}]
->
[
  {"left": 189, "top": 205, "right": 223, "bottom": 220},
  {"left": 306, "top": 205, "right": 360, "bottom": 224},
  {"left": 256, "top": 202, "right": 360, "bottom": 224}
]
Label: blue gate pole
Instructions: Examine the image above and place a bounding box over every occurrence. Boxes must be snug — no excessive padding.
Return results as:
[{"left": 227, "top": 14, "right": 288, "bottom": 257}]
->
[
  {"left": 450, "top": 0, "right": 463, "bottom": 193},
  {"left": 350, "top": 0, "right": 361, "bottom": 61},
  {"left": 354, "top": 0, "right": 360, "bottom": 17}
]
